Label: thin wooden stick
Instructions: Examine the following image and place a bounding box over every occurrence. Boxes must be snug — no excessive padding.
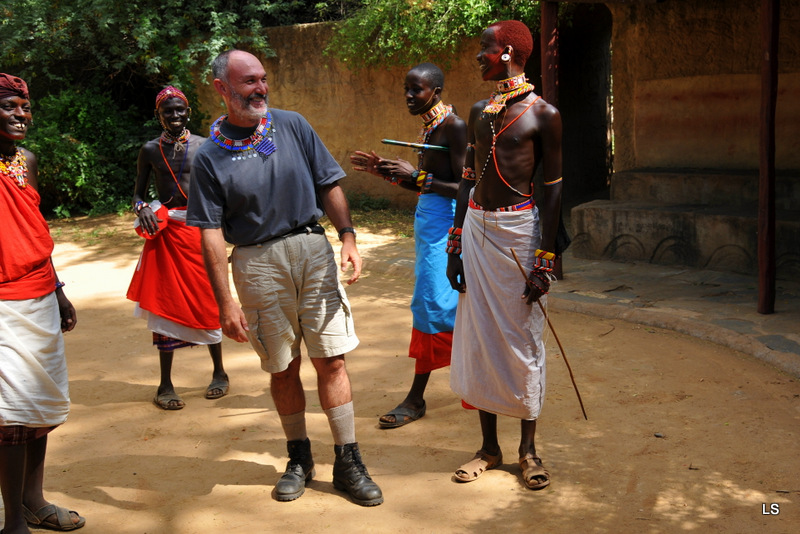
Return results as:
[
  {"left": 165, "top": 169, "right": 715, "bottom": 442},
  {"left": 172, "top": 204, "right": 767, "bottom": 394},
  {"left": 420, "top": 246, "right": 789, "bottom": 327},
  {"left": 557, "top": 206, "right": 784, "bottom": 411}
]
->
[
  {"left": 511, "top": 248, "right": 588, "bottom": 420},
  {"left": 381, "top": 139, "right": 449, "bottom": 152}
]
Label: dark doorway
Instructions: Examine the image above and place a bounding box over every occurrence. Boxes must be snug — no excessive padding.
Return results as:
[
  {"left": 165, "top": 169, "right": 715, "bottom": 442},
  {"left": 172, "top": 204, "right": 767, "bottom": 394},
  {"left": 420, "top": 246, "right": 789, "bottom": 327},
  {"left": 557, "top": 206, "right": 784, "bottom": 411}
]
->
[{"left": 556, "top": 4, "right": 614, "bottom": 206}]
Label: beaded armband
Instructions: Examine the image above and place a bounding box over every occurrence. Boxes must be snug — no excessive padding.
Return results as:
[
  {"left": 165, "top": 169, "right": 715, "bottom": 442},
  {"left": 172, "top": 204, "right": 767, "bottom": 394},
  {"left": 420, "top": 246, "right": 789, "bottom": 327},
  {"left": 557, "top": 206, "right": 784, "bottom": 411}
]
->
[
  {"left": 422, "top": 172, "right": 434, "bottom": 193},
  {"left": 462, "top": 167, "right": 476, "bottom": 181},
  {"left": 532, "top": 249, "right": 556, "bottom": 272},
  {"left": 446, "top": 226, "right": 463, "bottom": 255},
  {"left": 415, "top": 170, "right": 427, "bottom": 188},
  {"left": 544, "top": 176, "right": 563, "bottom": 186},
  {"left": 527, "top": 269, "right": 551, "bottom": 294},
  {"left": 134, "top": 200, "right": 149, "bottom": 215}
]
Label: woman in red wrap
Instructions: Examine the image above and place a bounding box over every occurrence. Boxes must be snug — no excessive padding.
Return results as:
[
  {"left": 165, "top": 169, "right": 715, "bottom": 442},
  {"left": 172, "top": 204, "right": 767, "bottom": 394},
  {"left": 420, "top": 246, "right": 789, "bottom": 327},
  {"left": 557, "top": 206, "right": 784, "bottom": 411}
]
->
[{"left": 0, "top": 73, "right": 85, "bottom": 532}]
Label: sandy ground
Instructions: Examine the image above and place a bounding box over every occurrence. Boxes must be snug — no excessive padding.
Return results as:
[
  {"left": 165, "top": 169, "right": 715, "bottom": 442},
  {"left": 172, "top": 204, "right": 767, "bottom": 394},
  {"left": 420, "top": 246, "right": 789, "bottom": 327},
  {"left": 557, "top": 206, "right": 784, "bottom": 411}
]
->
[{"left": 3, "top": 216, "right": 799, "bottom": 533}]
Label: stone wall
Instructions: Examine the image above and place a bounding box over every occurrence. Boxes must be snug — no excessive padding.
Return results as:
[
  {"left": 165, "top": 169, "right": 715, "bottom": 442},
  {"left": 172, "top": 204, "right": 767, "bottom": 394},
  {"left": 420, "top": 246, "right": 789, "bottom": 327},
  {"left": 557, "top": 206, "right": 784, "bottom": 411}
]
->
[
  {"left": 195, "top": 23, "right": 489, "bottom": 210},
  {"left": 608, "top": 0, "right": 800, "bottom": 171}
]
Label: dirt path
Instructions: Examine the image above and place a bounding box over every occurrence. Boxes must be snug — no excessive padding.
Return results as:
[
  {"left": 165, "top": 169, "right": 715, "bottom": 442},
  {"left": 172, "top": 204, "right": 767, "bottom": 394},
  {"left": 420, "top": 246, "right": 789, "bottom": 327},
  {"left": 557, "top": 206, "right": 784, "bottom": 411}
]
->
[{"left": 4, "top": 215, "right": 798, "bottom": 533}]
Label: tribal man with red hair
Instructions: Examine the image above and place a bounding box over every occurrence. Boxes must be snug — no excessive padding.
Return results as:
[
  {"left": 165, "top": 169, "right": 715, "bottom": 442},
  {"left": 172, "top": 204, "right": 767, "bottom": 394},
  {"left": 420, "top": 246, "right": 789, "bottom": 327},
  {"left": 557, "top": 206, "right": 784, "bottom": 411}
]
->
[{"left": 447, "top": 20, "right": 563, "bottom": 490}]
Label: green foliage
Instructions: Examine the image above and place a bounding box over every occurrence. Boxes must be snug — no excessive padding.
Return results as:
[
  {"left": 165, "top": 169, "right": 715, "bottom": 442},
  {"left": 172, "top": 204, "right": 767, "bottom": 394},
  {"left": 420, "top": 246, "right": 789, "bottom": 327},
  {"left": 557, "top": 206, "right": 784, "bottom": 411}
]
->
[
  {"left": 24, "top": 90, "right": 148, "bottom": 218},
  {"left": 0, "top": 1, "right": 276, "bottom": 102},
  {"left": 326, "top": 0, "right": 543, "bottom": 69},
  {"left": 0, "top": 0, "right": 331, "bottom": 216}
]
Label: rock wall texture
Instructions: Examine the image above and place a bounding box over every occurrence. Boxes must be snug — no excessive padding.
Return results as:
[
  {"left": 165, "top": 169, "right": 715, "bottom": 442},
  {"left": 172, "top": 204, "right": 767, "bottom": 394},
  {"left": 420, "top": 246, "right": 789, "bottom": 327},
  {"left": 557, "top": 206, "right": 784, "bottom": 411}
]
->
[
  {"left": 195, "top": 23, "right": 489, "bottom": 210},
  {"left": 608, "top": 0, "right": 800, "bottom": 171},
  {"left": 194, "top": 3, "right": 800, "bottom": 210}
]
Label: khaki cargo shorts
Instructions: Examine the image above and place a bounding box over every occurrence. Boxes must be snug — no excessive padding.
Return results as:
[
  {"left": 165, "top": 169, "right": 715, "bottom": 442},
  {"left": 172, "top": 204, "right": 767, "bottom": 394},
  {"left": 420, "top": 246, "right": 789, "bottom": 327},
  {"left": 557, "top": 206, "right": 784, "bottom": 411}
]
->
[{"left": 231, "top": 232, "right": 359, "bottom": 373}]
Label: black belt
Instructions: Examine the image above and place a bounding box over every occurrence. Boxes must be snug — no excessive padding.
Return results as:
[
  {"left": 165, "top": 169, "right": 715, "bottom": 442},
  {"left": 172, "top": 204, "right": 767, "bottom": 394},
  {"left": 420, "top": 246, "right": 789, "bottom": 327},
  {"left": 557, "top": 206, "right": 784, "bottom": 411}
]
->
[{"left": 281, "top": 222, "right": 325, "bottom": 238}]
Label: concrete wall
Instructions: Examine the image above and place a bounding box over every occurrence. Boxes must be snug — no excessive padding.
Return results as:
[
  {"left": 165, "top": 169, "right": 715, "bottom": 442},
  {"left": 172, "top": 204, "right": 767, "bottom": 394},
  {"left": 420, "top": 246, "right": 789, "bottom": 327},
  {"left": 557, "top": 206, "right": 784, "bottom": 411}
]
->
[
  {"left": 196, "top": 23, "right": 490, "bottom": 210},
  {"left": 608, "top": 0, "right": 800, "bottom": 171}
]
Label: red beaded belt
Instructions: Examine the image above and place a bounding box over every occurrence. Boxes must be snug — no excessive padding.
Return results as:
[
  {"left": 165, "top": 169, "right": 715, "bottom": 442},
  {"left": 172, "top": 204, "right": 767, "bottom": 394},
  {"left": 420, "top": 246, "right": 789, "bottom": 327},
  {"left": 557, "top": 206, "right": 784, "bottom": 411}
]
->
[{"left": 469, "top": 198, "right": 533, "bottom": 212}]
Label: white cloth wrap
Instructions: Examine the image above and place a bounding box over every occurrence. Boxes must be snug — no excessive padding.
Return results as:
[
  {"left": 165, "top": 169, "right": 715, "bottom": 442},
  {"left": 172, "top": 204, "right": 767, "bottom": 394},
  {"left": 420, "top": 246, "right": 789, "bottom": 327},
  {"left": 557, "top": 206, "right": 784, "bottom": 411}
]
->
[
  {"left": 450, "top": 202, "right": 547, "bottom": 420},
  {"left": 0, "top": 293, "right": 70, "bottom": 427},
  {"left": 133, "top": 304, "right": 222, "bottom": 345}
]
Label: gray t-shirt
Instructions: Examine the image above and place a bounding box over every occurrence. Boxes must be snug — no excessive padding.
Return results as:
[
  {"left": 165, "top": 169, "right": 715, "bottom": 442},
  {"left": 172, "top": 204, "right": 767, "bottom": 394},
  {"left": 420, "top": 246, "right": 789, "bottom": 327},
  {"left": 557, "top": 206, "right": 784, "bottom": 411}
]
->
[{"left": 187, "top": 109, "right": 346, "bottom": 245}]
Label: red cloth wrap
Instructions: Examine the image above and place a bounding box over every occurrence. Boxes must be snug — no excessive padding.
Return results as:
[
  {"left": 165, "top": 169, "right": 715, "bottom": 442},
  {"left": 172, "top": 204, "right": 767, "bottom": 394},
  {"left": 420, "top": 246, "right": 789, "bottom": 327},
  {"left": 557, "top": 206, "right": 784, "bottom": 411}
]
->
[
  {"left": 409, "top": 328, "right": 452, "bottom": 374},
  {"left": 0, "top": 173, "right": 56, "bottom": 300},
  {"left": 126, "top": 210, "right": 220, "bottom": 330},
  {"left": 0, "top": 74, "right": 29, "bottom": 100}
]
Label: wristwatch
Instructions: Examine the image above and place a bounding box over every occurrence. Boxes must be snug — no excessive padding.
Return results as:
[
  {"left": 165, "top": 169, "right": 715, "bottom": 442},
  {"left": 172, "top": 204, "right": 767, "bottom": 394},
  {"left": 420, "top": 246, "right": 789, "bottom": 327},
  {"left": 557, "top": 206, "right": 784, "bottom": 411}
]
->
[
  {"left": 410, "top": 170, "right": 420, "bottom": 180},
  {"left": 338, "top": 227, "right": 356, "bottom": 240}
]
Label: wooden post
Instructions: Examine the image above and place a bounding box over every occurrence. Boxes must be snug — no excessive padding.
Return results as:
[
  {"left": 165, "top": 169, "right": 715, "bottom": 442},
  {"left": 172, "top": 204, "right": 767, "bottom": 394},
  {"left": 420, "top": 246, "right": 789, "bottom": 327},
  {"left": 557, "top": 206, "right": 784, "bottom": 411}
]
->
[
  {"left": 758, "top": 0, "right": 779, "bottom": 314},
  {"left": 540, "top": 0, "right": 565, "bottom": 279},
  {"left": 540, "top": 1, "right": 559, "bottom": 108}
]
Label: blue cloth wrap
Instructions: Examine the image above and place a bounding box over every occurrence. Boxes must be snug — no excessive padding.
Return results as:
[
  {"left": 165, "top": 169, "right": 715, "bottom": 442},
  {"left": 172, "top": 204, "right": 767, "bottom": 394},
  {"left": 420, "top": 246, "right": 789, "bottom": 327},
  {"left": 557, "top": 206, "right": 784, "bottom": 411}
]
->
[{"left": 411, "top": 193, "right": 458, "bottom": 334}]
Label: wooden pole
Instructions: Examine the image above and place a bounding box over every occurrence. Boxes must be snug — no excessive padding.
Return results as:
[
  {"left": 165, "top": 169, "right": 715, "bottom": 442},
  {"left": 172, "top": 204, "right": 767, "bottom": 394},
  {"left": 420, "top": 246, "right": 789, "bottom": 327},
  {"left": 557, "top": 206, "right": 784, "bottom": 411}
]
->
[
  {"left": 540, "top": 1, "right": 559, "bottom": 108},
  {"left": 511, "top": 249, "right": 587, "bottom": 420},
  {"left": 758, "top": 0, "right": 779, "bottom": 314},
  {"left": 540, "top": 1, "right": 565, "bottom": 280}
]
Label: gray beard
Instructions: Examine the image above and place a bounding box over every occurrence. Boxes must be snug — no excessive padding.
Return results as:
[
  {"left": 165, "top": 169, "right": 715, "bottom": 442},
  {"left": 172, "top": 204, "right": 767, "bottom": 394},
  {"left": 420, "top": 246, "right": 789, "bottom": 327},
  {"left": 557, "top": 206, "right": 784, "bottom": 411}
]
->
[{"left": 232, "top": 92, "right": 268, "bottom": 121}]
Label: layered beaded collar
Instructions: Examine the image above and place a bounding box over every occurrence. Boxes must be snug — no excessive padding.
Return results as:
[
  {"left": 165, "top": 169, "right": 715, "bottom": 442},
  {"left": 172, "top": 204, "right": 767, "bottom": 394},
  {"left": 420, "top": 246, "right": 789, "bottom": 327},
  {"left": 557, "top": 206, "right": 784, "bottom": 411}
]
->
[
  {"left": 420, "top": 100, "right": 448, "bottom": 125},
  {"left": 160, "top": 128, "right": 190, "bottom": 153},
  {"left": 210, "top": 112, "right": 276, "bottom": 161},
  {"left": 0, "top": 147, "right": 28, "bottom": 188},
  {"left": 482, "top": 74, "right": 536, "bottom": 116},
  {"left": 417, "top": 101, "right": 452, "bottom": 144}
]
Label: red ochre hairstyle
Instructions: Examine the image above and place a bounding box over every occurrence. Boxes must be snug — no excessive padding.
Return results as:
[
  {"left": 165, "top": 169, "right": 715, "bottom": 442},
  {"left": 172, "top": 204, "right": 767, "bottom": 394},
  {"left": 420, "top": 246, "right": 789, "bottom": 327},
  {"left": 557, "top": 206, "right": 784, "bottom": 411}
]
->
[{"left": 488, "top": 20, "right": 533, "bottom": 66}]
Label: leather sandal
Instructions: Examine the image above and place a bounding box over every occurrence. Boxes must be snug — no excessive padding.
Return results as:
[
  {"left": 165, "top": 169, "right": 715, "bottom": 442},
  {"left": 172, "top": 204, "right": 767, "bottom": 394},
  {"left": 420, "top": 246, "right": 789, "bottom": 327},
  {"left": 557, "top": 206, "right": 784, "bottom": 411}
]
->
[
  {"left": 454, "top": 449, "right": 503, "bottom": 482},
  {"left": 519, "top": 454, "right": 550, "bottom": 490}
]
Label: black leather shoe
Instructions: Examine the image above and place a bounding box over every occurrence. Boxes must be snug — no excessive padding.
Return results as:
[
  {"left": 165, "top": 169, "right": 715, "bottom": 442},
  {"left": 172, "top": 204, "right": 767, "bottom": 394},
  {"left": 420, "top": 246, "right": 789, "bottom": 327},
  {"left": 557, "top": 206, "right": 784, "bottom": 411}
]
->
[
  {"left": 274, "top": 438, "right": 315, "bottom": 501},
  {"left": 332, "top": 442, "right": 383, "bottom": 506}
]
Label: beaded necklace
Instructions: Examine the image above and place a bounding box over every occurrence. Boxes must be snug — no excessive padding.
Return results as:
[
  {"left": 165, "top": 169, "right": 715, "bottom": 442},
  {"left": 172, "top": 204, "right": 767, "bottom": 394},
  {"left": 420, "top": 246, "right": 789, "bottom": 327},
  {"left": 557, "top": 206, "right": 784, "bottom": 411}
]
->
[
  {"left": 210, "top": 112, "right": 276, "bottom": 161},
  {"left": 160, "top": 128, "right": 190, "bottom": 154},
  {"left": 476, "top": 93, "right": 540, "bottom": 197},
  {"left": 159, "top": 135, "right": 190, "bottom": 201},
  {"left": 417, "top": 101, "right": 452, "bottom": 167},
  {"left": 0, "top": 147, "right": 28, "bottom": 188},
  {"left": 482, "top": 74, "right": 535, "bottom": 116}
]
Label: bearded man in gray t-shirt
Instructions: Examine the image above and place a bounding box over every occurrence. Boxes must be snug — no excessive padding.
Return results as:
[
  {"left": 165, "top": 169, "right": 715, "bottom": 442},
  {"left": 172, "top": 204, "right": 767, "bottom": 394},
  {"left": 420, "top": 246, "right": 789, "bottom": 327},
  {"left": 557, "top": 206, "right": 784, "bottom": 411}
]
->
[{"left": 187, "top": 49, "right": 382, "bottom": 507}]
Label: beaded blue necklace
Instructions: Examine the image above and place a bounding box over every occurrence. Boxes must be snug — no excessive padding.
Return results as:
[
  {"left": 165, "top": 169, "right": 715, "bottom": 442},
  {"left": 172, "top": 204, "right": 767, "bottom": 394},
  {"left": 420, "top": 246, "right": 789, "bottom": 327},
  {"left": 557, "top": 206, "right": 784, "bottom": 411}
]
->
[{"left": 209, "top": 112, "right": 276, "bottom": 161}]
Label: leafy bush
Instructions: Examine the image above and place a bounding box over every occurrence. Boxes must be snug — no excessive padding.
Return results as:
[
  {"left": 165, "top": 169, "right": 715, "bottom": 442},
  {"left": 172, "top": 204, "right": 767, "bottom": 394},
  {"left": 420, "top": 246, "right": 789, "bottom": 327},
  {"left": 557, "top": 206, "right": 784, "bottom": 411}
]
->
[
  {"left": 326, "top": 0, "right": 544, "bottom": 69},
  {"left": 24, "top": 90, "right": 149, "bottom": 218}
]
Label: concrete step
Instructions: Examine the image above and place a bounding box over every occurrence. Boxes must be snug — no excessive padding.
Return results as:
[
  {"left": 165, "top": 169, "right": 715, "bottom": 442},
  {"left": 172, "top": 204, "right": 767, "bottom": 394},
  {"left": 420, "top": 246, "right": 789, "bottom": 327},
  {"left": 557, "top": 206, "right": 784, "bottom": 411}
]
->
[
  {"left": 570, "top": 200, "right": 800, "bottom": 279},
  {"left": 611, "top": 169, "right": 800, "bottom": 210}
]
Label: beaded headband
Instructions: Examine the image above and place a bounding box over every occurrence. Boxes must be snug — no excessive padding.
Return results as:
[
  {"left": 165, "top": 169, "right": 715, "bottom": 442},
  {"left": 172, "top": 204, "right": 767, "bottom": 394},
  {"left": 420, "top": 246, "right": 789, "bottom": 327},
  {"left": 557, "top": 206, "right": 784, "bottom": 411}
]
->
[{"left": 155, "top": 86, "right": 189, "bottom": 110}]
